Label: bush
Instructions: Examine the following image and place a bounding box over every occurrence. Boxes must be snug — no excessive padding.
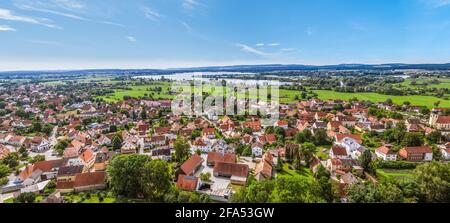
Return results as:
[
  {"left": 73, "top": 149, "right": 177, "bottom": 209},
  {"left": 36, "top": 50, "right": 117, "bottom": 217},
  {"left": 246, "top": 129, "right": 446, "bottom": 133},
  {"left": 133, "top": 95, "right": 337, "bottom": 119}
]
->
[{"left": 375, "top": 160, "right": 417, "bottom": 169}]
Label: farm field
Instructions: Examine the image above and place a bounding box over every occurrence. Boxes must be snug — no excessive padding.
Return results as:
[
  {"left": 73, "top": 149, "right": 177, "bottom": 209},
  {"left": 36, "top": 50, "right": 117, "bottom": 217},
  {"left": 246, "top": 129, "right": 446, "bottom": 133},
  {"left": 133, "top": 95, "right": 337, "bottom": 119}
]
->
[
  {"left": 314, "top": 90, "right": 450, "bottom": 108},
  {"left": 376, "top": 169, "right": 415, "bottom": 182},
  {"left": 98, "top": 82, "right": 303, "bottom": 103},
  {"left": 401, "top": 77, "right": 450, "bottom": 89}
]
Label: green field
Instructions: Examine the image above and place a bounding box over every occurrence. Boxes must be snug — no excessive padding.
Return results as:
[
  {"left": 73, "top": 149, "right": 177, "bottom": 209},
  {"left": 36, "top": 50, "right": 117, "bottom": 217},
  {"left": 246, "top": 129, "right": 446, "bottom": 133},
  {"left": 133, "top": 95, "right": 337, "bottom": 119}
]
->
[
  {"left": 401, "top": 77, "right": 450, "bottom": 89},
  {"left": 99, "top": 82, "right": 302, "bottom": 103},
  {"left": 314, "top": 90, "right": 450, "bottom": 108},
  {"left": 376, "top": 169, "right": 415, "bottom": 182}
]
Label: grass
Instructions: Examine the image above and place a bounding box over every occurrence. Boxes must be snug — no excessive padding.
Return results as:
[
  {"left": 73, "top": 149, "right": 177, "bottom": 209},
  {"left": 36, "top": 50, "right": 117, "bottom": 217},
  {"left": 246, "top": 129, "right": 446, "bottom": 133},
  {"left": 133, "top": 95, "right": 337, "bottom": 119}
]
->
[
  {"left": 63, "top": 192, "right": 116, "bottom": 203},
  {"left": 376, "top": 168, "right": 415, "bottom": 182},
  {"left": 401, "top": 77, "right": 450, "bottom": 89},
  {"left": 316, "top": 147, "right": 330, "bottom": 160},
  {"left": 314, "top": 90, "right": 450, "bottom": 108},
  {"left": 278, "top": 163, "right": 313, "bottom": 181}
]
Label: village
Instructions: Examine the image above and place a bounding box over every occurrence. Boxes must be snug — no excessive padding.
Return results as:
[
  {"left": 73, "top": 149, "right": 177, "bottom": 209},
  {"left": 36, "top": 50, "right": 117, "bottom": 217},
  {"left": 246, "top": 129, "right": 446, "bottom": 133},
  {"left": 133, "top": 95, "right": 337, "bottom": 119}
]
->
[{"left": 0, "top": 82, "right": 449, "bottom": 203}]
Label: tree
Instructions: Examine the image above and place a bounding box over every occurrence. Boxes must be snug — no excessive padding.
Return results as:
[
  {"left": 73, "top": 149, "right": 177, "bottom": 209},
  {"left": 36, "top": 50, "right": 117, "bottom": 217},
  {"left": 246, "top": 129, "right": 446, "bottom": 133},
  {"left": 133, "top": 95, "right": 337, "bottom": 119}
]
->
[
  {"left": 402, "top": 132, "right": 424, "bottom": 147},
  {"left": 54, "top": 139, "right": 69, "bottom": 156},
  {"left": 32, "top": 120, "right": 42, "bottom": 132},
  {"left": 140, "top": 159, "right": 172, "bottom": 201},
  {"left": 14, "top": 192, "right": 36, "bottom": 203},
  {"left": 42, "top": 124, "right": 53, "bottom": 136},
  {"left": 414, "top": 161, "right": 450, "bottom": 202},
  {"left": 31, "top": 155, "right": 45, "bottom": 163},
  {"left": 107, "top": 154, "right": 151, "bottom": 198},
  {"left": 18, "top": 146, "right": 28, "bottom": 159},
  {"left": 300, "top": 142, "right": 317, "bottom": 167},
  {"left": 0, "top": 164, "right": 11, "bottom": 178},
  {"left": 200, "top": 172, "right": 211, "bottom": 182},
  {"left": 313, "top": 129, "right": 329, "bottom": 146},
  {"left": 109, "top": 125, "right": 118, "bottom": 133},
  {"left": 140, "top": 108, "right": 147, "bottom": 120},
  {"left": 242, "top": 127, "right": 253, "bottom": 135},
  {"left": 312, "top": 177, "right": 335, "bottom": 202},
  {"left": 1, "top": 152, "right": 19, "bottom": 168},
  {"left": 174, "top": 137, "right": 190, "bottom": 162},
  {"left": 275, "top": 155, "right": 283, "bottom": 172},
  {"left": 359, "top": 150, "right": 373, "bottom": 173},
  {"left": 426, "top": 131, "right": 442, "bottom": 144},
  {"left": 112, "top": 135, "right": 123, "bottom": 151}
]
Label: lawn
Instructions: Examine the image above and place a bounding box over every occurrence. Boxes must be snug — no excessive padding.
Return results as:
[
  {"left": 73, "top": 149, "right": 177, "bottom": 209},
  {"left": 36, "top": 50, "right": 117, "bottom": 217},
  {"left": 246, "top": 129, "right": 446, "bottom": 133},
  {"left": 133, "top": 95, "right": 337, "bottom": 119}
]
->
[
  {"left": 63, "top": 192, "right": 116, "bottom": 203},
  {"left": 376, "top": 168, "right": 415, "bottom": 182},
  {"left": 314, "top": 90, "right": 450, "bottom": 108},
  {"left": 278, "top": 163, "right": 313, "bottom": 181}
]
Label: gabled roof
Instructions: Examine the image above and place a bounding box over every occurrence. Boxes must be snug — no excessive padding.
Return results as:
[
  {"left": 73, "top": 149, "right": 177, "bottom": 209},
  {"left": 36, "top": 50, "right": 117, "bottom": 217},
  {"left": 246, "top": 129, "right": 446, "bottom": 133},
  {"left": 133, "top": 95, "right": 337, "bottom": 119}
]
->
[
  {"left": 207, "top": 152, "right": 236, "bottom": 164},
  {"left": 331, "top": 145, "right": 347, "bottom": 156},
  {"left": 213, "top": 162, "right": 249, "bottom": 178},
  {"left": 74, "top": 172, "right": 106, "bottom": 188},
  {"left": 180, "top": 154, "right": 203, "bottom": 175}
]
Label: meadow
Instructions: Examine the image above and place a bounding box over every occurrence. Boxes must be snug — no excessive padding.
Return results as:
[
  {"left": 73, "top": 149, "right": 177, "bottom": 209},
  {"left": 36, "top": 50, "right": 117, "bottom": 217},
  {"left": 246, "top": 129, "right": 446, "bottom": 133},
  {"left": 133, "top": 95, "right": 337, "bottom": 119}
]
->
[
  {"left": 400, "top": 77, "right": 450, "bottom": 89},
  {"left": 376, "top": 169, "right": 415, "bottom": 182},
  {"left": 314, "top": 90, "right": 450, "bottom": 108}
]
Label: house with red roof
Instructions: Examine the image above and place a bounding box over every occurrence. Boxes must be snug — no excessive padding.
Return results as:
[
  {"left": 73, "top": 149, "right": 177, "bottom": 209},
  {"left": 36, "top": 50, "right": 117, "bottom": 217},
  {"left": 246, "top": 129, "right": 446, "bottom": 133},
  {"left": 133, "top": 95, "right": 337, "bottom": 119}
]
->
[
  {"left": 375, "top": 145, "right": 397, "bottom": 161},
  {"left": 179, "top": 154, "right": 203, "bottom": 176},
  {"left": 398, "top": 146, "right": 433, "bottom": 162},
  {"left": 176, "top": 175, "right": 199, "bottom": 192}
]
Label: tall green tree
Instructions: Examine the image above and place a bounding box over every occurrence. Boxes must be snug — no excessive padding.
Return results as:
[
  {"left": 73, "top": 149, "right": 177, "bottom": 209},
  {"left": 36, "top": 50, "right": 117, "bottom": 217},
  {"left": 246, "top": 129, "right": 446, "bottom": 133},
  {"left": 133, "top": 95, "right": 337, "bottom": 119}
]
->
[
  {"left": 140, "top": 159, "right": 172, "bottom": 201},
  {"left": 107, "top": 154, "right": 151, "bottom": 198},
  {"left": 300, "top": 142, "right": 317, "bottom": 167},
  {"left": 174, "top": 137, "right": 190, "bottom": 162},
  {"left": 414, "top": 161, "right": 450, "bottom": 203},
  {"left": 112, "top": 135, "right": 123, "bottom": 151}
]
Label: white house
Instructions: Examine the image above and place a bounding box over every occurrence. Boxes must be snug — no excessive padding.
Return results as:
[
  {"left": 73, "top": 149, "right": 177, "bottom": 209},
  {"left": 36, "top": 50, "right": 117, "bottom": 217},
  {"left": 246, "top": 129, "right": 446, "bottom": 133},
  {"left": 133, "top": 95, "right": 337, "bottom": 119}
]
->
[
  {"left": 440, "top": 144, "right": 450, "bottom": 160},
  {"left": 375, "top": 146, "right": 397, "bottom": 161},
  {"left": 337, "top": 137, "right": 366, "bottom": 159},
  {"left": 30, "top": 137, "right": 50, "bottom": 153},
  {"left": 251, "top": 142, "right": 264, "bottom": 157}
]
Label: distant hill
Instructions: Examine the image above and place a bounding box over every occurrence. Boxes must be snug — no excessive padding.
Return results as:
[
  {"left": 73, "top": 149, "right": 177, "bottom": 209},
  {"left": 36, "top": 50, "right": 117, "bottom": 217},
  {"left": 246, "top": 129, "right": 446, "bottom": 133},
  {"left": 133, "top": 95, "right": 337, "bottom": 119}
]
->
[{"left": 1, "top": 63, "right": 450, "bottom": 76}]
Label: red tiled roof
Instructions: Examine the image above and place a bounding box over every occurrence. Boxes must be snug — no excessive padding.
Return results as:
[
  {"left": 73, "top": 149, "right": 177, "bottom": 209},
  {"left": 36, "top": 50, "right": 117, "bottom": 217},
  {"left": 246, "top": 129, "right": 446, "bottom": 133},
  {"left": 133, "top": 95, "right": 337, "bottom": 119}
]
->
[
  {"left": 180, "top": 154, "right": 203, "bottom": 175},
  {"left": 207, "top": 152, "right": 236, "bottom": 164},
  {"left": 176, "top": 175, "right": 198, "bottom": 192},
  {"left": 400, "top": 146, "right": 432, "bottom": 154},
  {"left": 335, "top": 134, "right": 362, "bottom": 144},
  {"left": 436, "top": 116, "right": 450, "bottom": 124},
  {"left": 377, "top": 146, "right": 395, "bottom": 155},
  {"left": 213, "top": 162, "right": 249, "bottom": 178},
  {"left": 74, "top": 172, "right": 106, "bottom": 188},
  {"left": 331, "top": 145, "right": 347, "bottom": 156}
]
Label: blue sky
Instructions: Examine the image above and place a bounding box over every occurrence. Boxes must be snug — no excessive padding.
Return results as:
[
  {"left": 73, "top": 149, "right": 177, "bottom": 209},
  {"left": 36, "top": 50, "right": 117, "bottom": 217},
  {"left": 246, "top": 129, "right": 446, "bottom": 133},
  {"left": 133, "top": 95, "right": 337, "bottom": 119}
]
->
[{"left": 1, "top": 0, "right": 450, "bottom": 70}]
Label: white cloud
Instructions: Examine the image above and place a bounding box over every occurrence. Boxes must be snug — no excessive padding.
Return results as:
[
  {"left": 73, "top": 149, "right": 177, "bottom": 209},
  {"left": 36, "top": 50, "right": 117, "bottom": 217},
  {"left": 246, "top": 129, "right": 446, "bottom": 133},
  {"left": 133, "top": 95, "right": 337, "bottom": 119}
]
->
[
  {"left": 27, "top": 39, "right": 65, "bottom": 46},
  {"left": 280, "top": 48, "right": 296, "bottom": 52},
  {"left": 182, "top": 0, "right": 199, "bottom": 10},
  {"left": 422, "top": 0, "right": 450, "bottom": 7},
  {"left": 268, "top": 43, "right": 280, "bottom": 46},
  {"left": 0, "top": 8, "right": 59, "bottom": 28},
  {"left": 100, "top": 21, "right": 125, "bottom": 27},
  {"left": 126, "top": 36, "right": 136, "bottom": 42},
  {"left": 0, "top": 25, "right": 16, "bottom": 31},
  {"left": 142, "top": 6, "right": 163, "bottom": 21},
  {"left": 15, "top": 4, "right": 86, "bottom": 20},
  {"left": 53, "top": 0, "right": 85, "bottom": 10},
  {"left": 255, "top": 43, "right": 265, "bottom": 46},
  {"left": 235, "top": 43, "right": 270, "bottom": 57},
  {"left": 181, "top": 21, "right": 192, "bottom": 33}
]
